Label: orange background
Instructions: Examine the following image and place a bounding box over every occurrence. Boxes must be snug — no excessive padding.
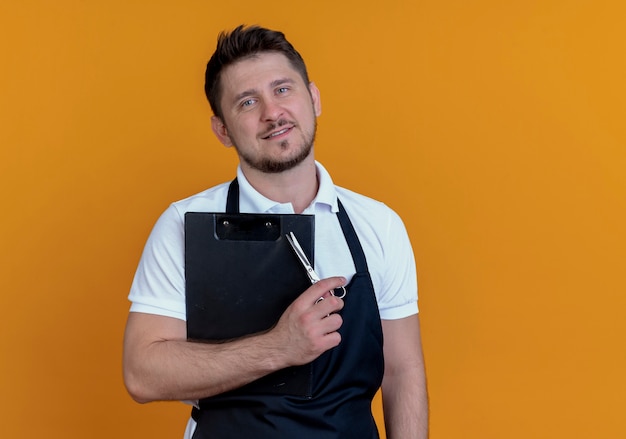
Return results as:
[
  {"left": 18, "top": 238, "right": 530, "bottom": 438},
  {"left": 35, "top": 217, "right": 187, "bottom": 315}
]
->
[{"left": 2, "top": 1, "right": 625, "bottom": 438}]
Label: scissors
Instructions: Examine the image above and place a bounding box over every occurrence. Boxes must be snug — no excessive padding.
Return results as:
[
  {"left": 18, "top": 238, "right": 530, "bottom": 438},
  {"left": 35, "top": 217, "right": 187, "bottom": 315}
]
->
[{"left": 286, "top": 232, "right": 347, "bottom": 303}]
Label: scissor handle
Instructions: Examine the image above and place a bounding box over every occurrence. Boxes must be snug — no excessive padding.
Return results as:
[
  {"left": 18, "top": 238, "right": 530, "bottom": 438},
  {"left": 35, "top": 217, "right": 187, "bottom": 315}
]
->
[
  {"left": 315, "top": 286, "right": 347, "bottom": 305},
  {"left": 331, "top": 286, "right": 347, "bottom": 299}
]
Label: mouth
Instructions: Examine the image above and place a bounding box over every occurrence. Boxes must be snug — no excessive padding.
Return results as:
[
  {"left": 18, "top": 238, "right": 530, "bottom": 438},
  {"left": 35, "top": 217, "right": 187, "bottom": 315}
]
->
[{"left": 261, "top": 126, "right": 293, "bottom": 140}]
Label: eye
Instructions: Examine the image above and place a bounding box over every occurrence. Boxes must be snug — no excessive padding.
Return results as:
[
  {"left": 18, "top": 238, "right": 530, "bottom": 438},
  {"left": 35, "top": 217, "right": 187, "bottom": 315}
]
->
[
  {"left": 276, "top": 87, "right": 289, "bottom": 94},
  {"left": 241, "top": 98, "right": 256, "bottom": 107}
]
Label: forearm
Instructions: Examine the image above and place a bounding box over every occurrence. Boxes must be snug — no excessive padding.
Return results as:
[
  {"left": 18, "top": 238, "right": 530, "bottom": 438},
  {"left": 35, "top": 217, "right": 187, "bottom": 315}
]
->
[
  {"left": 123, "top": 313, "right": 289, "bottom": 403},
  {"left": 380, "top": 315, "right": 429, "bottom": 439},
  {"left": 123, "top": 278, "right": 346, "bottom": 403},
  {"left": 126, "top": 337, "right": 286, "bottom": 403},
  {"left": 382, "top": 370, "right": 429, "bottom": 439}
]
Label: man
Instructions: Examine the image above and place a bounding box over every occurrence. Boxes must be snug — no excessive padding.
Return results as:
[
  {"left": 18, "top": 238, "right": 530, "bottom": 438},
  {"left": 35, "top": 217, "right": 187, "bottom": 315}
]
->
[{"left": 123, "top": 25, "right": 428, "bottom": 438}]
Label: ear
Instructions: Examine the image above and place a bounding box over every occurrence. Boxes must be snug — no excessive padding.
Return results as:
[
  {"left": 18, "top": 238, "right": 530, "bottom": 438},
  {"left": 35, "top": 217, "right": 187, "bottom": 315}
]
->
[
  {"left": 309, "top": 82, "right": 322, "bottom": 117},
  {"left": 211, "top": 116, "right": 233, "bottom": 147}
]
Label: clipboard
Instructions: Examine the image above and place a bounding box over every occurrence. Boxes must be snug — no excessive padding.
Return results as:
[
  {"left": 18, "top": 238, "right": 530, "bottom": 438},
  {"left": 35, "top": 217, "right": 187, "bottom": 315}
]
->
[
  {"left": 184, "top": 212, "right": 314, "bottom": 341},
  {"left": 185, "top": 212, "right": 315, "bottom": 397}
]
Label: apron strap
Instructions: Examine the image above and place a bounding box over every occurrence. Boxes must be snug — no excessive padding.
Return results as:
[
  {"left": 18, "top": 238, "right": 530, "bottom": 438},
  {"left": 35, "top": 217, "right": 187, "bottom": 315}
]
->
[
  {"left": 336, "top": 199, "right": 369, "bottom": 274},
  {"left": 226, "top": 178, "right": 239, "bottom": 213}
]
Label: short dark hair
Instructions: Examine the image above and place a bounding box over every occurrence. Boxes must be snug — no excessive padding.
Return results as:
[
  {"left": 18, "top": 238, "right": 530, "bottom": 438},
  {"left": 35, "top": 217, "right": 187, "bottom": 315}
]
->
[{"left": 204, "top": 25, "right": 310, "bottom": 120}]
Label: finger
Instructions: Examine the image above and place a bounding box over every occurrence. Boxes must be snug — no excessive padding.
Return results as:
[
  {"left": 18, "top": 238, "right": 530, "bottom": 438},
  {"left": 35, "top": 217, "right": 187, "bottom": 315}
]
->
[
  {"left": 320, "top": 327, "right": 342, "bottom": 350},
  {"left": 304, "top": 311, "right": 342, "bottom": 344},
  {"left": 319, "top": 313, "right": 343, "bottom": 335},
  {"left": 314, "top": 295, "right": 344, "bottom": 317},
  {"left": 314, "top": 291, "right": 333, "bottom": 304},
  {"left": 298, "top": 277, "right": 346, "bottom": 305}
]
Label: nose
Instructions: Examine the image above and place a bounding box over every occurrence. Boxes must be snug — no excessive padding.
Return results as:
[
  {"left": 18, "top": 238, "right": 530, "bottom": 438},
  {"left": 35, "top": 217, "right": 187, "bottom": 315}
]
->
[{"left": 260, "top": 98, "right": 284, "bottom": 122}]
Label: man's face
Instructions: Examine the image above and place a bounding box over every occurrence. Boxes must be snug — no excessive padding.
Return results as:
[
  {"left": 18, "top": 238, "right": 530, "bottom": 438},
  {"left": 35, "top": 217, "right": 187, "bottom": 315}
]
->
[{"left": 211, "top": 52, "right": 321, "bottom": 174}]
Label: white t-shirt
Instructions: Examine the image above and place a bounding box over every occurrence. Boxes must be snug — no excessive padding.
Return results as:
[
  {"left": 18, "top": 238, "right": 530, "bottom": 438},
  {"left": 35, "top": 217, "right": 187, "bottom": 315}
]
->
[
  {"left": 128, "top": 161, "right": 419, "bottom": 437},
  {"left": 129, "top": 161, "right": 418, "bottom": 321}
]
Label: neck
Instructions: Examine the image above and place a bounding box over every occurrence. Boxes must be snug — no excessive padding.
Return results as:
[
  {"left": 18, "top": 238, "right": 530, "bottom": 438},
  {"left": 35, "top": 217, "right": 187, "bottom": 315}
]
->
[{"left": 240, "top": 157, "right": 318, "bottom": 214}]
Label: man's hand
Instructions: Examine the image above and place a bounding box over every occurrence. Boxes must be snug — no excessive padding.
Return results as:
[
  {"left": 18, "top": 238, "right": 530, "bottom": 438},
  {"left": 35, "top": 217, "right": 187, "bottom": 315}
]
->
[{"left": 268, "top": 276, "right": 346, "bottom": 367}]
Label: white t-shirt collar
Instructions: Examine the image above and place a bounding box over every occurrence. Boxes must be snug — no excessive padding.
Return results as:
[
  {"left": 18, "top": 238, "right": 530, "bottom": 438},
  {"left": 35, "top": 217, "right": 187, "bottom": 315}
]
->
[{"left": 236, "top": 161, "right": 338, "bottom": 214}]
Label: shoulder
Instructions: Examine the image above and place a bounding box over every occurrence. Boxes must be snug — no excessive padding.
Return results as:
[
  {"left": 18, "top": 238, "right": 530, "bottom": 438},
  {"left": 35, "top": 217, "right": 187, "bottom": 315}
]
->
[
  {"left": 147, "top": 182, "right": 231, "bottom": 237},
  {"left": 170, "top": 182, "right": 231, "bottom": 215},
  {"left": 335, "top": 186, "right": 404, "bottom": 231},
  {"left": 333, "top": 185, "right": 410, "bottom": 264}
]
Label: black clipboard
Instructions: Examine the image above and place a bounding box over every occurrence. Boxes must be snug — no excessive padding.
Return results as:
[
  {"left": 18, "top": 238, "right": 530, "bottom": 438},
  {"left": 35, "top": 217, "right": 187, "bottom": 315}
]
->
[
  {"left": 185, "top": 212, "right": 315, "bottom": 397},
  {"left": 185, "top": 212, "right": 314, "bottom": 341}
]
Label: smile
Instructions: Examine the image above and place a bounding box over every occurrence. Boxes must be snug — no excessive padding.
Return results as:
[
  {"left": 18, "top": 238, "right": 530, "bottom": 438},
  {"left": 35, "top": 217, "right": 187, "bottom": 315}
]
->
[{"left": 262, "top": 126, "right": 292, "bottom": 139}]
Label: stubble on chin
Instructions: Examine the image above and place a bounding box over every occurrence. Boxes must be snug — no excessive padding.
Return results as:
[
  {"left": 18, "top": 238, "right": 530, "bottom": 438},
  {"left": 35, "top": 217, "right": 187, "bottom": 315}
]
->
[
  {"left": 238, "top": 121, "right": 317, "bottom": 174},
  {"left": 243, "top": 139, "right": 313, "bottom": 174}
]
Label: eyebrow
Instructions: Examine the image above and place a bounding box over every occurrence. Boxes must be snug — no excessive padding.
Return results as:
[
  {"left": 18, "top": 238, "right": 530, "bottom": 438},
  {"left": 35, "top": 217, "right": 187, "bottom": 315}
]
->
[
  {"left": 233, "top": 88, "right": 257, "bottom": 104},
  {"left": 231, "top": 77, "right": 297, "bottom": 104},
  {"left": 270, "top": 77, "right": 296, "bottom": 88}
]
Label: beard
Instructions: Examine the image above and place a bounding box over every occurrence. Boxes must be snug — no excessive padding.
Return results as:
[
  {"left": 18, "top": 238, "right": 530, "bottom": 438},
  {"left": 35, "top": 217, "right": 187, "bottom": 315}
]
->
[{"left": 234, "top": 118, "right": 317, "bottom": 174}]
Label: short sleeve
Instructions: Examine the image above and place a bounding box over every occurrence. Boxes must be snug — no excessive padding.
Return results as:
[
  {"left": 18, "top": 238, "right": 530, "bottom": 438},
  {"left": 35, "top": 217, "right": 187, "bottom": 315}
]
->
[
  {"left": 128, "top": 205, "right": 187, "bottom": 321},
  {"left": 376, "top": 209, "right": 419, "bottom": 320}
]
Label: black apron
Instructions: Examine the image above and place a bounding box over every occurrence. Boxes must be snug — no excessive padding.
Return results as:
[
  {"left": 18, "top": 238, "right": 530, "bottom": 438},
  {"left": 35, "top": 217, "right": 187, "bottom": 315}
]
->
[{"left": 190, "top": 180, "right": 384, "bottom": 438}]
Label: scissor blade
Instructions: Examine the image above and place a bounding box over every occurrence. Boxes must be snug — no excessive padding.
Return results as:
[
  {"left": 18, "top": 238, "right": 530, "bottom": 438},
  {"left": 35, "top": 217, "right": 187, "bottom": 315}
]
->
[
  {"left": 286, "top": 232, "right": 320, "bottom": 283},
  {"left": 286, "top": 232, "right": 310, "bottom": 266}
]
